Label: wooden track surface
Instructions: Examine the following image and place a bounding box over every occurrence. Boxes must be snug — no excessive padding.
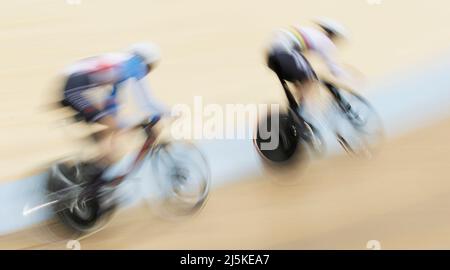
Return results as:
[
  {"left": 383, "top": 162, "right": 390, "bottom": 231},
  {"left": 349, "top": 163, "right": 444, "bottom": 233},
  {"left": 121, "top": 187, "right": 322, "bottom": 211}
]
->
[{"left": 1, "top": 0, "right": 450, "bottom": 249}]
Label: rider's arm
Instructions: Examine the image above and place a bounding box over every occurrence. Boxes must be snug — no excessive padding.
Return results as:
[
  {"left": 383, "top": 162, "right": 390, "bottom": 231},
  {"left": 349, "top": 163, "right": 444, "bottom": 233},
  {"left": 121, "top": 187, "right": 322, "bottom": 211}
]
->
[
  {"left": 130, "top": 78, "right": 170, "bottom": 117},
  {"left": 270, "top": 29, "right": 301, "bottom": 52},
  {"left": 316, "top": 41, "right": 350, "bottom": 81},
  {"left": 104, "top": 84, "right": 120, "bottom": 116}
]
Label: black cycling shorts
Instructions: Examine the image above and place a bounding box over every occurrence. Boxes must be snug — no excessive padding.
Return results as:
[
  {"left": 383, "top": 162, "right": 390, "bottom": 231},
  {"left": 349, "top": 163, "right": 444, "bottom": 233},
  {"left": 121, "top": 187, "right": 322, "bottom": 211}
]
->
[{"left": 267, "top": 49, "right": 317, "bottom": 83}]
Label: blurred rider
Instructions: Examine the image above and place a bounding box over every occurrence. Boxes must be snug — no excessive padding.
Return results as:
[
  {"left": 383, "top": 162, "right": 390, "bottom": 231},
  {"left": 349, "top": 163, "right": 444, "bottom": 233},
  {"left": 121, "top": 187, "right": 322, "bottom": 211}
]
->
[
  {"left": 60, "top": 42, "right": 169, "bottom": 182},
  {"left": 266, "top": 17, "right": 353, "bottom": 113}
]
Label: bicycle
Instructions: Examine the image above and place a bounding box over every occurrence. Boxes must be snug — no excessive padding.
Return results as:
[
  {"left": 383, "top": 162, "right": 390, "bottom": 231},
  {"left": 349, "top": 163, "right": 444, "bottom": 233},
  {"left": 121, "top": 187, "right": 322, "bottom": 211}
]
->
[
  {"left": 24, "top": 114, "right": 211, "bottom": 237},
  {"left": 254, "top": 74, "right": 383, "bottom": 164}
]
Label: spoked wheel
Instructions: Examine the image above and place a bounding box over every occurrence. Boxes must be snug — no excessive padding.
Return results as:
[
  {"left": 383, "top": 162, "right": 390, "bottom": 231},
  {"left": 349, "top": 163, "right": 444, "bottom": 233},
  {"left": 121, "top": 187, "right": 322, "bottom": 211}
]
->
[
  {"left": 335, "top": 89, "right": 384, "bottom": 158},
  {"left": 46, "top": 161, "right": 116, "bottom": 239},
  {"left": 254, "top": 108, "right": 324, "bottom": 164},
  {"left": 149, "top": 141, "right": 211, "bottom": 218},
  {"left": 288, "top": 109, "right": 326, "bottom": 159},
  {"left": 254, "top": 110, "right": 300, "bottom": 164}
]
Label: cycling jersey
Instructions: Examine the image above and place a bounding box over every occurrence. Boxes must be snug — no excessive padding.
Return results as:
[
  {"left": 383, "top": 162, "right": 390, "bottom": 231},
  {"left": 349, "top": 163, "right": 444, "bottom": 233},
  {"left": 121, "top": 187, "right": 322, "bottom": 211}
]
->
[
  {"left": 62, "top": 53, "right": 167, "bottom": 122},
  {"left": 269, "top": 26, "right": 347, "bottom": 79}
]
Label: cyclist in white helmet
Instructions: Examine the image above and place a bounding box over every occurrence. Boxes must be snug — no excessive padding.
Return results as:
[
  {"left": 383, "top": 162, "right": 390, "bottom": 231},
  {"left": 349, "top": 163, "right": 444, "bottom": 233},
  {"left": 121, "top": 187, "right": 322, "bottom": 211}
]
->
[
  {"left": 60, "top": 42, "right": 169, "bottom": 182},
  {"left": 266, "top": 17, "right": 352, "bottom": 111}
]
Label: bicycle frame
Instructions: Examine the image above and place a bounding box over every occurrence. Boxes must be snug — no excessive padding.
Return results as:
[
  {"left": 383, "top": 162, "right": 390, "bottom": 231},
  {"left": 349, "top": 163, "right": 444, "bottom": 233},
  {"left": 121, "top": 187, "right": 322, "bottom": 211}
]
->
[
  {"left": 277, "top": 75, "right": 299, "bottom": 112},
  {"left": 22, "top": 121, "right": 162, "bottom": 218},
  {"left": 106, "top": 123, "right": 158, "bottom": 188}
]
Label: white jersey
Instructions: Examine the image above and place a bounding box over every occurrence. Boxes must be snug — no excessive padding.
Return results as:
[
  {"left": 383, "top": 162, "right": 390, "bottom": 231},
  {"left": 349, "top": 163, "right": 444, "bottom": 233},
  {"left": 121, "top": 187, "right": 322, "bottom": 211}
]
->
[{"left": 269, "top": 26, "right": 347, "bottom": 79}]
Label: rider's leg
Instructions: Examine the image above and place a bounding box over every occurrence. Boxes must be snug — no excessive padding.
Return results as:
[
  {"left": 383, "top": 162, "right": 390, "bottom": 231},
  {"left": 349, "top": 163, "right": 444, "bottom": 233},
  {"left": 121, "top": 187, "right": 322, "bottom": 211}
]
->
[
  {"left": 293, "top": 80, "right": 316, "bottom": 111},
  {"left": 267, "top": 49, "right": 312, "bottom": 111},
  {"left": 63, "top": 74, "right": 121, "bottom": 183},
  {"left": 85, "top": 115, "right": 127, "bottom": 184}
]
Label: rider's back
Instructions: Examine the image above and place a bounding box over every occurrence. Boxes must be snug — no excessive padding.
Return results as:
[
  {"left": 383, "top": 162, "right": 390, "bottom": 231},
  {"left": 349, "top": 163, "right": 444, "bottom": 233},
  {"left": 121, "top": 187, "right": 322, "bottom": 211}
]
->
[
  {"left": 269, "top": 26, "right": 337, "bottom": 56},
  {"left": 63, "top": 53, "right": 147, "bottom": 86}
]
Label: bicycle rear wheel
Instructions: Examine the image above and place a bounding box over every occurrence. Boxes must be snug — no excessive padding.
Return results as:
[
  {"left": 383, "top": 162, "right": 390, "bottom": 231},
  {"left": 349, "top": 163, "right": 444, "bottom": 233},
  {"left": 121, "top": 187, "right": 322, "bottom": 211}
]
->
[
  {"left": 46, "top": 161, "right": 114, "bottom": 238},
  {"left": 254, "top": 110, "right": 302, "bottom": 163}
]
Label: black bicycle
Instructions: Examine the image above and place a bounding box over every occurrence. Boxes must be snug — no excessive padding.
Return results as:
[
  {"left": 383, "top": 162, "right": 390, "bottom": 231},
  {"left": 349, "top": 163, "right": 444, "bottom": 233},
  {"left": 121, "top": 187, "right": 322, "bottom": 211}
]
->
[{"left": 254, "top": 75, "right": 383, "bottom": 163}]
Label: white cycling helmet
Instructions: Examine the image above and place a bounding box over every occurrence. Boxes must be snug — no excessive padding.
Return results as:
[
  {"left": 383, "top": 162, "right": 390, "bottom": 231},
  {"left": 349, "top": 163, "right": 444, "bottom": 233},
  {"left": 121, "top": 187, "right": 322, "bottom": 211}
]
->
[
  {"left": 314, "top": 17, "right": 350, "bottom": 41},
  {"left": 128, "top": 42, "right": 161, "bottom": 65}
]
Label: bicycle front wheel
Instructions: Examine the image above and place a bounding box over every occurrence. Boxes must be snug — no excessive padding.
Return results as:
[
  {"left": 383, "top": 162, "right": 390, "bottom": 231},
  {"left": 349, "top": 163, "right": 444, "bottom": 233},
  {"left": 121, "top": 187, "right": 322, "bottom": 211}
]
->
[
  {"left": 149, "top": 141, "right": 211, "bottom": 218},
  {"left": 335, "top": 89, "right": 384, "bottom": 157}
]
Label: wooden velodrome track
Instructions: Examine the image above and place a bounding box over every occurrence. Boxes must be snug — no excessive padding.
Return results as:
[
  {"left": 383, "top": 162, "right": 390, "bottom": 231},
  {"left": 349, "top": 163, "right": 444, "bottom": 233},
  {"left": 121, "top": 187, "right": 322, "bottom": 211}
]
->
[
  {"left": 1, "top": 0, "right": 450, "bottom": 249},
  {"left": 3, "top": 118, "right": 450, "bottom": 249}
]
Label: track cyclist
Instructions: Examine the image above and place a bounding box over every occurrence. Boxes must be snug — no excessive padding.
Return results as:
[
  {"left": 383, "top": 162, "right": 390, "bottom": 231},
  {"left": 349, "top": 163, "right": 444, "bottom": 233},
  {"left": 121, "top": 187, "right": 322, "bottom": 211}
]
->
[
  {"left": 266, "top": 17, "right": 355, "bottom": 115},
  {"left": 60, "top": 42, "right": 170, "bottom": 186}
]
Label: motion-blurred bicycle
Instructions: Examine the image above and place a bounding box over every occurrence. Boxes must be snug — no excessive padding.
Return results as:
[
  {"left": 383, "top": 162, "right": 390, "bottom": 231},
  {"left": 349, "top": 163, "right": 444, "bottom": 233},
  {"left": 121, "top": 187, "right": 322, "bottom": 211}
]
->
[
  {"left": 25, "top": 115, "right": 211, "bottom": 238},
  {"left": 254, "top": 74, "right": 383, "bottom": 164}
]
